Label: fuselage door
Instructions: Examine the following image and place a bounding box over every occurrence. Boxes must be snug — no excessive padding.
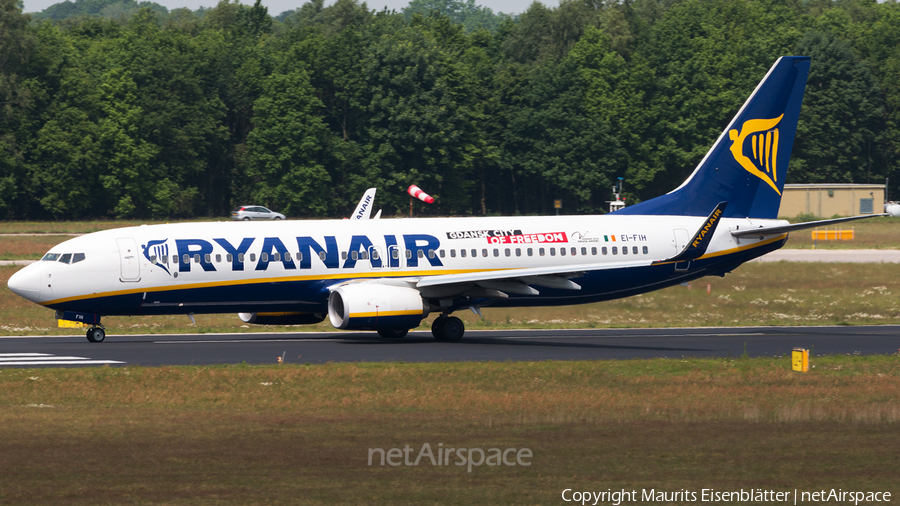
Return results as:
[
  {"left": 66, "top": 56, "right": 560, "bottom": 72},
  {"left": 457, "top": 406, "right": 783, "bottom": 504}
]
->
[
  {"left": 368, "top": 246, "right": 382, "bottom": 269},
  {"left": 117, "top": 238, "right": 141, "bottom": 282},
  {"left": 673, "top": 228, "right": 690, "bottom": 272},
  {"left": 387, "top": 245, "right": 401, "bottom": 269}
]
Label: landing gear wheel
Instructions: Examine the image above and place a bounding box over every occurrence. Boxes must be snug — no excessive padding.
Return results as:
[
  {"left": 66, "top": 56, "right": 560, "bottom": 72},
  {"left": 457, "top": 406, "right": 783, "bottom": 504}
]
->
[
  {"left": 86, "top": 327, "right": 106, "bottom": 343},
  {"left": 434, "top": 316, "right": 464, "bottom": 342},
  {"left": 377, "top": 328, "right": 408, "bottom": 339},
  {"left": 431, "top": 316, "right": 448, "bottom": 340}
]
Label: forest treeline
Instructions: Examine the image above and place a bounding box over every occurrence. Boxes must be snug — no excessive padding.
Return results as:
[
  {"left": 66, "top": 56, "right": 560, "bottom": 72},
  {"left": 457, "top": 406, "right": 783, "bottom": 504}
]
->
[{"left": 0, "top": 0, "right": 898, "bottom": 219}]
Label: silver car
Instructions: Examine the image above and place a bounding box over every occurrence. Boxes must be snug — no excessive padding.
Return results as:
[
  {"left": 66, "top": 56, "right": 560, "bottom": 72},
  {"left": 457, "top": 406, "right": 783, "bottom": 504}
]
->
[{"left": 231, "top": 206, "right": 285, "bottom": 221}]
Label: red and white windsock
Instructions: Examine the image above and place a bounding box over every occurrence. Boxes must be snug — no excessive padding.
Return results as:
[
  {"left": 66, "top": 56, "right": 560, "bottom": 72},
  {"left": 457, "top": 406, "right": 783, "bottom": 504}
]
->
[{"left": 408, "top": 185, "right": 434, "bottom": 204}]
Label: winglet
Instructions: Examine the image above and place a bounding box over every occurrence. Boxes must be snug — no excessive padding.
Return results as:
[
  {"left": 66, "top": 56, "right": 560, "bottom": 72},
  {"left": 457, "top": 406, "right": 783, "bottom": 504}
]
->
[
  {"left": 349, "top": 188, "right": 376, "bottom": 220},
  {"left": 654, "top": 202, "right": 728, "bottom": 264}
]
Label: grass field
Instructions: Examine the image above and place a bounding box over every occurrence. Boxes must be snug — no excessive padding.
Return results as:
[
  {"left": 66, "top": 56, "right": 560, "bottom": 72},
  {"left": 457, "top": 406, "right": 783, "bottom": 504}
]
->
[{"left": 0, "top": 357, "right": 897, "bottom": 505}]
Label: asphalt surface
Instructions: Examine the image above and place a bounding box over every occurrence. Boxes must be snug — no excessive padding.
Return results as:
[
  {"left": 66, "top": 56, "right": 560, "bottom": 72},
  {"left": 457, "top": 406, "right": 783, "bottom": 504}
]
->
[{"left": 1, "top": 326, "right": 897, "bottom": 367}]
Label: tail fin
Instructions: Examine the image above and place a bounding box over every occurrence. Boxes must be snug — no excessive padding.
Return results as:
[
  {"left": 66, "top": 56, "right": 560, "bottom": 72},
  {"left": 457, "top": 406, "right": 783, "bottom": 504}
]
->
[{"left": 617, "top": 56, "right": 810, "bottom": 219}]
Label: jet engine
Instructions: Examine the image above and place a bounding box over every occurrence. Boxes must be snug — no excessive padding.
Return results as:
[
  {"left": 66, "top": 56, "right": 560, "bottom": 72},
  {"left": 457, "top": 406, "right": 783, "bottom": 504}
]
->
[
  {"left": 238, "top": 312, "right": 326, "bottom": 325},
  {"left": 328, "top": 283, "right": 428, "bottom": 330}
]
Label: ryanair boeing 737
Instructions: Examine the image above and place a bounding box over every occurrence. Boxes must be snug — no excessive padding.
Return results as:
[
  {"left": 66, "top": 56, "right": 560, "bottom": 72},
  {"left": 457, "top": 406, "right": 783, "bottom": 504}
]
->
[{"left": 7, "top": 56, "right": 886, "bottom": 342}]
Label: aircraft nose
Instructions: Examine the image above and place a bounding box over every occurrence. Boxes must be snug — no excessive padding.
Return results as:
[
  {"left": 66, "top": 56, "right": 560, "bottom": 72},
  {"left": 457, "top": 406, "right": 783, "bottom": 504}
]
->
[{"left": 7, "top": 264, "right": 42, "bottom": 302}]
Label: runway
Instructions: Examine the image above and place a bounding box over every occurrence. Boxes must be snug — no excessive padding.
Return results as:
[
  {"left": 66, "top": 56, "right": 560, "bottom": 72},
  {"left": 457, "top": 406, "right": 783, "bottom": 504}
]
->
[{"left": 0, "top": 326, "right": 897, "bottom": 367}]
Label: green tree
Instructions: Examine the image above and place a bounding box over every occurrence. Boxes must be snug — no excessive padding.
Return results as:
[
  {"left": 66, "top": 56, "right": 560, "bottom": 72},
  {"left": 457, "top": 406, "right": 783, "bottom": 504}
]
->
[
  {"left": 241, "top": 69, "right": 331, "bottom": 216},
  {"left": 791, "top": 31, "right": 885, "bottom": 184}
]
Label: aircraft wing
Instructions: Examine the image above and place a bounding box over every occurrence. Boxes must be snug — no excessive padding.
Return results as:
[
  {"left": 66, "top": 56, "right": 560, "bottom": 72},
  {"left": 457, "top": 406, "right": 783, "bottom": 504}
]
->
[
  {"left": 415, "top": 259, "right": 654, "bottom": 295},
  {"left": 731, "top": 213, "right": 889, "bottom": 238}
]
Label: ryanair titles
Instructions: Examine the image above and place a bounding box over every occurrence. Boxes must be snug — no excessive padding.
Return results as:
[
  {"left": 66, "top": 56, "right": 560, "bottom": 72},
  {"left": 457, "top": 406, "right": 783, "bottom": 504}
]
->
[
  {"left": 692, "top": 208, "right": 723, "bottom": 248},
  {"left": 144, "top": 234, "right": 443, "bottom": 275}
]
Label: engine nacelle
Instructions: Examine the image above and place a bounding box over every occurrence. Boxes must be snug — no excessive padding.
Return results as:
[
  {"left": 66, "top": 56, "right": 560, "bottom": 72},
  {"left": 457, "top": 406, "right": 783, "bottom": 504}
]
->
[
  {"left": 238, "top": 312, "right": 326, "bottom": 325},
  {"left": 328, "top": 284, "right": 428, "bottom": 330}
]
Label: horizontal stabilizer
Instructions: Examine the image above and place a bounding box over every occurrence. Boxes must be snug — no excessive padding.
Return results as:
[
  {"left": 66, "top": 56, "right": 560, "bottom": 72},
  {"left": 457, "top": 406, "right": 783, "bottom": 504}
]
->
[{"left": 731, "top": 214, "right": 889, "bottom": 238}]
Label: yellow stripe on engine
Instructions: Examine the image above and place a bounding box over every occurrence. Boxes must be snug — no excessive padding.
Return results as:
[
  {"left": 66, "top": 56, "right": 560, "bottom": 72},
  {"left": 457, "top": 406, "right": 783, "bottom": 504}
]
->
[{"left": 349, "top": 310, "right": 423, "bottom": 318}]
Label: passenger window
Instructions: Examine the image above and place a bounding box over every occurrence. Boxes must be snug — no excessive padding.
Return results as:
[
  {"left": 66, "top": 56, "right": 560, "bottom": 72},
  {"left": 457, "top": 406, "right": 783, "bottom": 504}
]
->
[
  {"left": 59, "top": 253, "right": 72, "bottom": 264},
  {"left": 183, "top": 254, "right": 190, "bottom": 264},
  {"left": 450, "top": 249, "right": 456, "bottom": 258},
  {"left": 482, "top": 249, "right": 488, "bottom": 257},
  {"left": 539, "top": 248, "right": 545, "bottom": 256},
  {"left": 297, "top": 252, "right": 303, "bottom": 261},
  {"left": 471, "top": 249, "right": 477, "bottom": 257},
  {"left": 392, "top": 250, "right": 399, "bottom": 260},
  {"left": 216, "top": 254, "right": 222, "bottom": 263},
  {"left": 72, "top": 253, "right": 86, "bottom": 263},
  {"left": 612, "top": 247, "right": 617, "bottom": 255},
  {"left": 622, "top": 247, "right": 628, "bottom": 255},
  {"left": 319, "top": 251, "right": 326, "bottom": 261},
  {"left": 260, "top": 253, "right": 267, "bottom": 262},
  {"left": 573, "top": 247, "right": 578, "bottom": 256},
  {"left": 342, "top": 251, "right": 348, "bottom": 261},
  {"left": 205, "top": 254, "right": 212, "bottom": 263},
  {"left": 633, "top": 246, "right": 639, "bottom": 255},
  {"left": 227, "top": 254, "right": 233, "bottom": 262},
  {"left": 460, "top": 249, "right": 466, "bottom": 258},
  {"left": 505, "top": 248, "right": 511, "bottom": 257},
  {"left": 550, "top": 248, "right": 556, "bottom": 256},
  {"left": 560, "top": 248, "right": 566, "bottom": 256},
  {"left": 406, "top": 250, "right": 412, "bottom": 259},
  {"left": 370, "top": 251, "right": 377, "bottom": 260},
  {"left": 439, "top": 250, "right": 445, "bottom": 258},
  {"left": 285, "top": 252, "right": 292, "bottom": 261},
  {"left": 194, "top": 254, "right": 201, "bottom": 263},
  {"left": 602, "top": 247, "right": 607, "bottom": 255},
  {"left": 515, "top": 248, "right": 521, "bottom": 257},
  {"left": 351, "top": 251, "right": 358, "bottom": 261},
  {"left": 591, "top": 247, "right": 597, "bottom": 255},
  {"left": 238, "top": 253, "right": 244, "bottom": 262},
  {"left": 361, "top": 251, "right": 368, "bottom": 260},
  {"left": 428, "top": 249, "right": 435, "bottom": 259},
  {"left": 149, "top": 255, "right": 156, "bottom": 264},
  {"left": 250, "top": 253, "right": 257, "bottom": 262},
  {"left": 493, "top": 249, "right": 499, "bottom": 257},
  {"left": 527, "top": 248, "right": 533, "bottom": 256},
  {"left": 418, "top": 250, "right": 424, "bottom": 259},
  {"left": 643, "top": 246, "right": 649, "bottom": 255}
]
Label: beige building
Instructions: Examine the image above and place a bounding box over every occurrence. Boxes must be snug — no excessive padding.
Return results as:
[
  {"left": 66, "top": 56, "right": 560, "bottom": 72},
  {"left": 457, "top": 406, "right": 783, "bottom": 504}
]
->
[{"left": 778, "top": 184, "right": 885, "bottom": 218}]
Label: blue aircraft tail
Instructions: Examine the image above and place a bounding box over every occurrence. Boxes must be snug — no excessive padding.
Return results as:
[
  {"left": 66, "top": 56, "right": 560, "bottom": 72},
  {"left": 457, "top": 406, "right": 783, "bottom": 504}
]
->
[{"left": 616, "top": 56, "right": 810, "bottom": 219}]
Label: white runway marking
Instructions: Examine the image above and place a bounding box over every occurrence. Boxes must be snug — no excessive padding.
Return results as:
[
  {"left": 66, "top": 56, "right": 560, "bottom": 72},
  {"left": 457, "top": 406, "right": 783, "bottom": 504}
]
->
[{"left": 0, "top": 353, "right": 125, "bottom": 366}]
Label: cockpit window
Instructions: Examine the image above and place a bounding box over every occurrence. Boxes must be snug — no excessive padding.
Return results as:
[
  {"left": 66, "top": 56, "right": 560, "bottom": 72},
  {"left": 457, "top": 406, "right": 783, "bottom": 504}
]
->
[{"left": 43, "top": 252, "right": 85, "bottom": 263}]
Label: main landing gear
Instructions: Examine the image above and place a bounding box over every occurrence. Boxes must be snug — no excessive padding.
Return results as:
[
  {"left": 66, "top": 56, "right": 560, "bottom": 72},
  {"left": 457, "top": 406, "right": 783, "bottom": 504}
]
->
[
  {"left": 431, "top": 315, "right": 464, "bottom": 342},
  {"left": 86, "top": 326, "right": 106, "bottom": 343}
]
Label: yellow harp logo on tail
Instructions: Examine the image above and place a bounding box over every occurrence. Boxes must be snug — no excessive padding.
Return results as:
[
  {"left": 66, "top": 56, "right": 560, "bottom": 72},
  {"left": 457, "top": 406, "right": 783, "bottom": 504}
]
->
[{"left": 728, "top": 114, "right": 784, "bottom": 195}]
